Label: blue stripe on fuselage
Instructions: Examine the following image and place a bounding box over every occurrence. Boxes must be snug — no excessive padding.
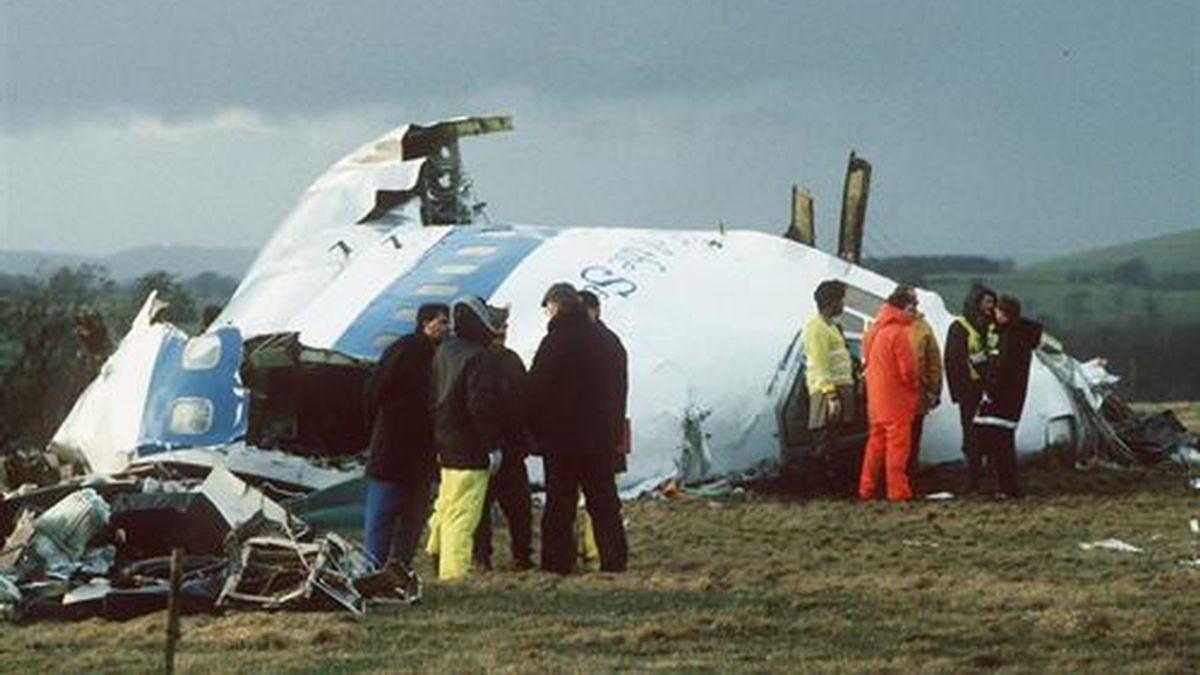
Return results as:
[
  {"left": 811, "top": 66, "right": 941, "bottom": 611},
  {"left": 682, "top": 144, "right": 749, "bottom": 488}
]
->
[
  {"left": 138, "top": 325, "right": 247, "bottom": 455},
  {"left": 333, "top": 225, "right": 557, "bottom": 361}
]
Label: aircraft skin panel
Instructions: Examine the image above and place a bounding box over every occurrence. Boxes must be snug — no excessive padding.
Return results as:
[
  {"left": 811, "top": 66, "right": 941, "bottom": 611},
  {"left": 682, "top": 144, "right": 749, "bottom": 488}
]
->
[
  {"left": 292, "top": 224, "right": 453, "bottom": 351},
  {"left": 43, "top": 116, "right": 1115, "bottom": 496},
  {"left": 136, "top": 326, "right": 247, "bottom": 456},
  {"left": 242, "top": 124, "right": 423, "bottom": 279},
  {"left": 488, "top": 227, "right": 893, "bottom": 492},
  {"left": 49, "top": 295, "right": 176, "bottom": 474},
  {"left": 330, "top": 225, "right": 559, "bottom": 361},
  {"left": 217, "top": 227, "right": 392, "bottom": 340}
]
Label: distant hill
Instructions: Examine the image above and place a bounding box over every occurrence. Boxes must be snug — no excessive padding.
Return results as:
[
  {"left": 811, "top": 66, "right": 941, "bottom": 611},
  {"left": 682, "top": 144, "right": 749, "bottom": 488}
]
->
[
  {"left": 1014, "top": 227, "right": 1200, "bottom": 286},
  {"left": 0, "top": 245, "right": 257, "bottom": 281}
]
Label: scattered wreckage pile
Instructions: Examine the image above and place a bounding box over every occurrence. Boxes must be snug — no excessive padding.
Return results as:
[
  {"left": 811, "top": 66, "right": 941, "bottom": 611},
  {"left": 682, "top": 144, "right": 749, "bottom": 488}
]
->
[{"left": 0, "top": 466, "right": 413, "bottom": 623}]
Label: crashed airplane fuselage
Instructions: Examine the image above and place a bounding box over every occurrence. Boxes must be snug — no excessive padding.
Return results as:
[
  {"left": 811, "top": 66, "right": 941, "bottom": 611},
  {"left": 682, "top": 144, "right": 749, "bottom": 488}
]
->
[{"left": 49, "top": 116, "right": 1100, "bottom": 496}]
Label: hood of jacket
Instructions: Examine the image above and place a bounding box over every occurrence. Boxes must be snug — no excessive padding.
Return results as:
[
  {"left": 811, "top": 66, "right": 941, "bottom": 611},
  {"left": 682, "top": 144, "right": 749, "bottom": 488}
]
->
[
  {"left": 874, "top": 303, "right": 914, "bottom": 329},
  {"left": 961, "top": 282, "right": 996, "bottom": 329}
]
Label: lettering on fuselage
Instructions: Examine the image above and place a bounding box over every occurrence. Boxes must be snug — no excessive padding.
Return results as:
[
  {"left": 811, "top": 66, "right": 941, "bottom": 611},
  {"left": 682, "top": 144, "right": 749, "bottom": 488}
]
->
[{"left": 579, "top": 237, "right": 675, "bottom": 300}]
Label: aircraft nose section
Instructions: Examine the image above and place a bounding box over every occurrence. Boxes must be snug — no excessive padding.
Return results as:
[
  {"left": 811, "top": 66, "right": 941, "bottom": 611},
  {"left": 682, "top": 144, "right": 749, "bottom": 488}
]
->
[{"left": 137, "top": 326, "right": 247, "bottom": 455}]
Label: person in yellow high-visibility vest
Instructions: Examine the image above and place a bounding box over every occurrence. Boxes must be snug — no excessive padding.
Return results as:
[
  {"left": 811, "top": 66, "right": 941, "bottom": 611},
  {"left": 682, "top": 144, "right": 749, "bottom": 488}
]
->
[
  {"left": 943, "top": 283, "right": 997, "bottom": 493},
  {"left": 802, "top": 280, "right": 858, "bottom": 495},
  {"left": 425, "top": 296, "right": 508, "bottom": 580}
]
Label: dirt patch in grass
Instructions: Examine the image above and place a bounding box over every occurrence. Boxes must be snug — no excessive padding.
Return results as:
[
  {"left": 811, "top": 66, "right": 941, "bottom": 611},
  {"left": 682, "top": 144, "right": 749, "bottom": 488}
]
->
[{"left": 1, "top": 459, "right": 1196, "bottom": 672}]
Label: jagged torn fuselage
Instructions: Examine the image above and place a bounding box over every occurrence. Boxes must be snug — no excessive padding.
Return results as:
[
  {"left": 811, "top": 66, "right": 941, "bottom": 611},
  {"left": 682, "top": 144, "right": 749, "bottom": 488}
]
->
[{"left": 50, "top": 117, "right": 1090, "bottom": 496}]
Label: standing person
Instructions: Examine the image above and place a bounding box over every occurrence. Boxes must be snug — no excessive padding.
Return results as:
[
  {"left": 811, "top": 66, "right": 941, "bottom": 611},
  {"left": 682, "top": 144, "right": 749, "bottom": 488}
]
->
[
  {"left": 802, "top": 280, "right": 858, "bottom": 494},
  {"left": 973, "top": 295, "right": 1043, "bottom": 499},
  {"left": 361, "top": 303, "right": 449, "bottom": 574},
  {"left": 944, "top": 283, "right": 998, "bottom": 492},
  {"left": 426, "top": 296, "right": 507, "bottom": 580},
  {"left": 858, "top": 285, "right": 920, "bottom": 502},
  {"left": 527, "top": 282, "right": 628, "bottom": 574},
  {"left": 472, "top": 307, "right": 535, "bottom": 571},
  {"left": 576, "top": 290, "right": 629, "bottom": 569},
  {"left": 907, "top": 300, "right": 944, "bottom": 485}
]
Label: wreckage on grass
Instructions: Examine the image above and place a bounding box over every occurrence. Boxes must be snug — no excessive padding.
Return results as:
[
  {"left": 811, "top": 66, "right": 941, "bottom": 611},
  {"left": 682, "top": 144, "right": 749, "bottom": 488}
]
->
[
  {"left": 5, "top": 114, "right": 1194, "bottom": 621},
  {"left": 0, "top": 466, "right": 386, "bottom": 622},
  {"left": 42, "top": 115, "right": 1189, "bottom": 500}
]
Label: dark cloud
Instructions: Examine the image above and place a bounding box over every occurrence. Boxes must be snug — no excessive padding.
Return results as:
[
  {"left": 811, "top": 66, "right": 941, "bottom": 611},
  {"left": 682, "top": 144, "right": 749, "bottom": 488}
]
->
[{"left": 2, "top": 1, "right": 1196, "bottom": 258}]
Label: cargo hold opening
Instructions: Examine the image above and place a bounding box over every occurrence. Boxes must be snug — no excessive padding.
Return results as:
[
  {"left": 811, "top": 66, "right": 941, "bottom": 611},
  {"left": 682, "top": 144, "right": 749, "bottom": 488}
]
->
[{"left": 239, "top": 333, "right": 373, "bottom": 457}]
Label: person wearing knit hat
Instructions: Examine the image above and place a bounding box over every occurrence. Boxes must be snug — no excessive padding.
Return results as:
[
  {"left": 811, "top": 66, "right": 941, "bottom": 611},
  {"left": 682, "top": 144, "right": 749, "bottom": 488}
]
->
[
  {"left": 425, "top": 295, "right": 507, "bottom": 580},
  {"left": 472, "top": 306, "right": 536, "bottom": 571}
]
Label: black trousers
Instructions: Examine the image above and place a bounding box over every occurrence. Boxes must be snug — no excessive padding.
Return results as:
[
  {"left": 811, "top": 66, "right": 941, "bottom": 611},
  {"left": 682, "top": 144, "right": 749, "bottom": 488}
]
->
[
  {"left": 957, "top": 400, "right": 985, "bottom": 491},
  {"left": 909, "top": 414, "right": 925, "bottom": 481},
  {"left": 541, "top": 451, "right": 627, "bottom": 574},
  {"left": 812, "top": 425, "right": 860, "bottom": 497},
  {"left": 473, "top": 453, "right": 533, "bottom": 566},
  {"left": 974, "top": 424, "right": 1020, "bottom": 497}
]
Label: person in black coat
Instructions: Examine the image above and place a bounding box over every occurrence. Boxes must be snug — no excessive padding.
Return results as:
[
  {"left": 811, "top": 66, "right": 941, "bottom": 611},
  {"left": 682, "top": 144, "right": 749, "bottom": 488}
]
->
[
  {"left": 361, "top": 303, "right": 449, "bottom": 570},
  {"left": 527, "top": 282, "right": 628, "bottom": 574},
  {"left": 472, "top": 307, "right": 535, "bottom": 570},
  {"left": 944, "top": 282, "right": 997, "bottom": 492},
  {"left": 972, "top": 294, "right": 1043, "bottom": 498},
  {"left": 580, "top": 290, "right": 629, "bottom": 472}
]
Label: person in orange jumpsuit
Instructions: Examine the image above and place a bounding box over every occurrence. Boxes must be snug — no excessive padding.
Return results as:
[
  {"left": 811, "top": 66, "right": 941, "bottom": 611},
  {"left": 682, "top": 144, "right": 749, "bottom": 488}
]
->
[{"left": 858, "top": 285, "right": 920, "bottom": 501}]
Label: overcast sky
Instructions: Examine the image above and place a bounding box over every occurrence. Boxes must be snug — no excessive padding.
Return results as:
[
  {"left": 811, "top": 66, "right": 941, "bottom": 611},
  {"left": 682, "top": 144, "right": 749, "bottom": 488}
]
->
[{"left": 1, "top": 1, "right": 1196, "bottom": 261}]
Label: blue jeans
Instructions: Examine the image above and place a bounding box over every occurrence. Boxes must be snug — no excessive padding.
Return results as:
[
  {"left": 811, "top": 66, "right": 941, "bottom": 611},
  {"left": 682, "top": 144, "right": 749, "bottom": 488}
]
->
[{"left": 363, "top": 476, "right": 432, "bottom": 569}]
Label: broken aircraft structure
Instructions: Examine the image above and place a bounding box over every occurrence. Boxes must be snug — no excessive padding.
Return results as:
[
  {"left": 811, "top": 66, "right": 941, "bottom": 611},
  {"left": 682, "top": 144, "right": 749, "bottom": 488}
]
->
[
  {"left": 4, "top": 114, "right": 1194, "bottom": 620},
  {"left": 42, "top": 114, "right": 1175, "bottom": 501}
]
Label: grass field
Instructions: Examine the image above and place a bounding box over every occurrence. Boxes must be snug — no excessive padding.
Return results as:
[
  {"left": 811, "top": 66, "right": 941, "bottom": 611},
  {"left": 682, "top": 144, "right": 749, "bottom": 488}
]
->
[{"left": 1, "top": 413, "right": 1196, "bottom": 673}]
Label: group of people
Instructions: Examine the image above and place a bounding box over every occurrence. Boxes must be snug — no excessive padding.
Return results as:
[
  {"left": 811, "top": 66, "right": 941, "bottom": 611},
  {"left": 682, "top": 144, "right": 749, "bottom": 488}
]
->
[
  {"left": 804, "top": 280, "right": 1043, "bottom": 501},
  {"left": 361, "top": 282, "right": 629, "bottom": 587}
]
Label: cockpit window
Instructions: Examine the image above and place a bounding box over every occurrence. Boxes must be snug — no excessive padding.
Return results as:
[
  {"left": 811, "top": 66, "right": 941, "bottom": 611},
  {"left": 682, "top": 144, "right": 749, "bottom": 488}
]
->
[
  {"left": 169, "top": 397, "right": 214, "bottom": 435},
  {"left": 844, "top": 285, "right": 884, "bottom": 317},
  {"left": 182, "top": 335, "right": 222, "bottom": 370}
]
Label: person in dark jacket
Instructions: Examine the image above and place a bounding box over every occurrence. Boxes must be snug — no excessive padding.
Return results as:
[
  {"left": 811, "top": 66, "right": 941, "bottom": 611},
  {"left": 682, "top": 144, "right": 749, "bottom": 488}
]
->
[
  {"left": 575, "top": 290, "right": 629, "bottom": 568},
  {"left": 361, "top": 303, "right": 449, "bottom": 571},
  {"left": 426, "top": 296, "right": 508, "bottom": 580},
  {"left": 943, "top": 282, "right": 997, "bottom": 492},
  {"left": 472, "top": 306, "right": 535, "bottom": 571},
  {"left": 527, "top": 282, "right": 628, "bottom": 574},
  {"left": 973, "top": 294, "right": 1043, "bottom": 498},
  {"left": 579, "top": 290, "right": 629, "bottom": 471}
]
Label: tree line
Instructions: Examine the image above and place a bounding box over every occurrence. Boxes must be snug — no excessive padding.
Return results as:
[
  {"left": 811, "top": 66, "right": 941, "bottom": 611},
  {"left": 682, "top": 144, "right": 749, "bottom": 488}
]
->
[{"left": 0, "top": 267, "right": 237, "bottom": 454}]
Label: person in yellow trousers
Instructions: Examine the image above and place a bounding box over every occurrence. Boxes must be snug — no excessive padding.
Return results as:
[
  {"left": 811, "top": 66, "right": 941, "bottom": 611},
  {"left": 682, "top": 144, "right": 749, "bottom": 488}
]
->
[{"left": 425, "top": 296, "right": 507, "bottom": 580}]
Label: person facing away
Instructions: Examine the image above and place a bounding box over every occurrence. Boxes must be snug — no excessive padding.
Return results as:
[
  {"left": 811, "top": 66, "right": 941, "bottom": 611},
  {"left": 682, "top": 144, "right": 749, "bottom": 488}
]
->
[
  {"left": 526, "top": 282, "right": 628, "bottom": 574},
  {"left": 907, "top": 299, "right": 944, "bottom": 485},
  {"left": 575, "top": 289, "right": 630, "bottom": 568},
  {"left": 426, "top": 296, "right": 507, "bottom": 580},
  {"left": 802, "top": 279, "right": 858, "bottom": 494},
  {"left": 858, "top": 285, "right": 920, "bottom": 502},
  {"left": 578, "top": 289, "right": 629, "bottom": 472},
  {"left": 360, "top": 303, "right": 449, "bottom": 572},
  {"left": 973, "top": 294, "right": 1043, "bottom": 499},
  {"left": 943, "top": 282, "right": 998, "bottom": 492},
  {"left": 471, "top": 305, "right": 535, "bottom": 571}
]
